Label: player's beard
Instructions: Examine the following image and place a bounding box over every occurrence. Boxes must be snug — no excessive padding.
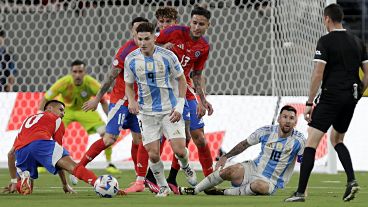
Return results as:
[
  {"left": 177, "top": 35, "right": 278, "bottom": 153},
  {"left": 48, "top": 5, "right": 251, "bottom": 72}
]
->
[{"left": 280, "top": 125, "right": 292, "bottom": 134}]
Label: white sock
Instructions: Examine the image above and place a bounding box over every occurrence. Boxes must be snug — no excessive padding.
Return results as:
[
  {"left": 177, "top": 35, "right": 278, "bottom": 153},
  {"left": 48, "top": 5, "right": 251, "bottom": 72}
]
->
[
  {"left": 224, "top": 184, "right": 256, "bottom": 196},
  {"left": 195, "top": 170, "right": 223, "bottom": 194},
  {"left": 175, "top": 147, "right": 189, "bottom": 168},
  {"left": 136, "top": 176, "right": 145, "bottom": 182},
  {"left": 149, "top": 160, "right": 168, "bottom": 188}
]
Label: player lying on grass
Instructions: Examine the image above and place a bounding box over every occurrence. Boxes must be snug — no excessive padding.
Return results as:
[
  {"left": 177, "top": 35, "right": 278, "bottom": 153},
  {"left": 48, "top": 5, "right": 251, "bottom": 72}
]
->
[
  {"left": 3, "top": 100, "right": 125, "bottom": 195},
  {"left": 180, "top": 105, "right": 306, "bottom": 196}
]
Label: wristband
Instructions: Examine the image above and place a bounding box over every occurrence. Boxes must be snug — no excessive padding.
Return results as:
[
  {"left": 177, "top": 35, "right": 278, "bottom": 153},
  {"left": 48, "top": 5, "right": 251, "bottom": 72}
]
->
[
  {"left": 175, "top": 98, "right": 185, "bottom": 114},
  {"left": 305, "top": 102, "right": 313, "bottom": 106},
  {"left": 10, "top": 178, "right": 17, "bottom": 184}
]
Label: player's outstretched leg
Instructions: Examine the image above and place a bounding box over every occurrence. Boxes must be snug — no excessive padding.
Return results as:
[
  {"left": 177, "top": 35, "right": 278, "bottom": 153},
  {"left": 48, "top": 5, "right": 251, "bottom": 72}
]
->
[
  {"left": 124, "top": 141, "right": 147, "bottom": 193},
  {"left": 171, "top": 139, "right": 197, "bottom": 187}
]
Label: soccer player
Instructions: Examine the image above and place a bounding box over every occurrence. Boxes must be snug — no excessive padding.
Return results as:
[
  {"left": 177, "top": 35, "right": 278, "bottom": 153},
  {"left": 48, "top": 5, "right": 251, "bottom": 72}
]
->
[
  {"left": 12, "top": 100, "right": 101, "bottom": 195},
  {"left": 154, "top": 6, "right": 214, "bottom": 189},
  {"left": 285, "top": 4, "right": 368, "bottom": 202},
  {"left": 38, "top": 60, "right": 120, "bottom": 176},
  {"left": 180, "top": 105, "right": 306, "bottom": 196},
  {"left": 155, "top": 6, "right": 178, "bottom": 32},
  {"left": 124, "top": 22, "right": 197, "bottom": 197},
  {"left": 81, "top": 17, "right": 149, "bottom": 193}
]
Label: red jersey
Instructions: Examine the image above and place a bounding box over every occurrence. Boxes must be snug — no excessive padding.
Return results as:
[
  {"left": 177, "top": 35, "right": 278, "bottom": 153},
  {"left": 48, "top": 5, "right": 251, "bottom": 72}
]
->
[
  {"left": 13, "top": 112, "right": 65, "bottom": 151},
  {"left": 110, "top": 39, "right": 139, "bottom": 105},
  {"left": 156, "top": 25, "right": 210, "bottom": 100}
]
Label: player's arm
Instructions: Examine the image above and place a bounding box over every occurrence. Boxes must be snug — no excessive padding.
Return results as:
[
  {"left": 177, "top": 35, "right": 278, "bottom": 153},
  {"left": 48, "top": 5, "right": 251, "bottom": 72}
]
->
[
  {"left": 100, "top": 98, "right": 109, "bottom": 116},
  {"left": 39, "top": 77, "right": 65, "bottom": 111},
  {"left": 170, "top": 73, "right": 186, "bottom": 123},
  {"left": 124, "top": 58, "right": 139, "bottom": 115},
  {"left": 215, "top": 139, "right": 251, "bottom": 170},
  {"left": 82, "top": 67, "right": 121, "bottom": 112},
  {"left": 58, "top": 170, "right": 76, "bottom": 194},
  {"left": 192, "top": 70, "right": 214, "bottom": 117},
  {"left": 2, "top": 147, "right": 17, "bottom": 194}
]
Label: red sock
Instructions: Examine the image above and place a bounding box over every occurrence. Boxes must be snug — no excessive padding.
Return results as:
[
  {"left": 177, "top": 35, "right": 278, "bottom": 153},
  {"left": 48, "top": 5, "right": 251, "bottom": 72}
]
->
[
  {"left": 198, "top": 143, "right": 213, "bottom": 176},
  {"left": 73, "top": 164, "right": 97, "bottom": 186},
  {"left": 171, "top": 154, "right": 181, "bottom": 170},
  {"left": 136, "top": 142, "right": 149, "bottom": 177},
  {"left": 131, "top": 141, "right": 139, "bottom": 175},
  {"left": 79, "top": 139, "right": 106, "bottom": 167}
]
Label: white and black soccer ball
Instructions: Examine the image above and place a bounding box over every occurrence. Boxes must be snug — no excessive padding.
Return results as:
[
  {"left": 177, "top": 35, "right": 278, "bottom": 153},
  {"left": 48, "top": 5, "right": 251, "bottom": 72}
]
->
[{"left": 94, "top": 175, "right": 119, "bottom": 198}]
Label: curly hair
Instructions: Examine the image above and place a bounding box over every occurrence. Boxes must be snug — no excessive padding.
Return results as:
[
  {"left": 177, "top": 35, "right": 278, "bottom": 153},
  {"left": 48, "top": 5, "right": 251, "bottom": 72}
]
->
[{"left": 155, "top": 7, "right": 178, "bottom": 20}]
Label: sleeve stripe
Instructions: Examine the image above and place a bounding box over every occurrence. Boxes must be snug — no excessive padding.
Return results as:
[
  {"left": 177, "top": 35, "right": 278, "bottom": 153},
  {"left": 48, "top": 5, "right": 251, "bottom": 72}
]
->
[
  {"left": 55, "top": 118, "right": 62, "bottom": 133},
  {"left": 313, "top": 59, "right": 327, "bottom": 64}
]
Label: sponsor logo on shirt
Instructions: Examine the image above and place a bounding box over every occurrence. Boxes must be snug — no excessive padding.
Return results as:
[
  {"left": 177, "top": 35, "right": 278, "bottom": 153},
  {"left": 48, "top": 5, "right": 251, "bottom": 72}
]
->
[
  {"left": 113, "top": 59, "right": 119, "bottom": 67},
  {"left": 177, "top": 44, "right": 184, "bottom": 50}
]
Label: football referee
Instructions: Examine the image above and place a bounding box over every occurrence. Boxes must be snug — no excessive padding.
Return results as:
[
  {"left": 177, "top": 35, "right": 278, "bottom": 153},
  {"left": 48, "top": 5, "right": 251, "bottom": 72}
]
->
[{"left": 285, "top": 3, "right": 368, "bottom": 202}]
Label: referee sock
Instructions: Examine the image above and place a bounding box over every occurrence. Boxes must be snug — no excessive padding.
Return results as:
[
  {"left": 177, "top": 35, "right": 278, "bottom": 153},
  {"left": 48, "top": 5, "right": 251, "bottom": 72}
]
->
[
  {"left": 297, "top": 147, "right": 316, "bottom": 194},
  {"left": 79, "top": 139, "right": 106, "bottom": 167},
  {"left": 334, "top": 143, "right": 355, "bottom": 182}
]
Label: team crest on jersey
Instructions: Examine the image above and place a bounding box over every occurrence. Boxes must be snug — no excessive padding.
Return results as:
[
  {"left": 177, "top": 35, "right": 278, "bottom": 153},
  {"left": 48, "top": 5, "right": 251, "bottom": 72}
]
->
[
  {"left": 147, "top": 62, "right": 154, "bottom": 71},
  {"left": 157, "top": 62, "right": 165, "bottom": 73},
  {"left": 81, "top": 91, "right": 88, "bottom": 98},
  {"left": 276, "top": 143, "right": 283, "bottom": 151},
  {"left": 195, "top": 51, "right": 201, "bottom": 57}
]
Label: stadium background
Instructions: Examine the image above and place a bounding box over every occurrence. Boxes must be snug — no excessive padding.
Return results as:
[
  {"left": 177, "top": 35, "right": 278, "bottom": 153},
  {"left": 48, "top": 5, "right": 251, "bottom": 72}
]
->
[{"left": 0, "top": 0, "right": 367, "bottom": 172}]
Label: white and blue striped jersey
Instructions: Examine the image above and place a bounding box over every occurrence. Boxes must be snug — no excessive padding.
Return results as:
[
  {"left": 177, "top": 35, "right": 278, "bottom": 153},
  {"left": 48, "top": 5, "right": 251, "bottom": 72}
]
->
[
  {"left": 246, "top": 125, "right": 306, "bottom": 189},
  {"left": 124, "top": 46, "right": 184, "bottom": 115}
]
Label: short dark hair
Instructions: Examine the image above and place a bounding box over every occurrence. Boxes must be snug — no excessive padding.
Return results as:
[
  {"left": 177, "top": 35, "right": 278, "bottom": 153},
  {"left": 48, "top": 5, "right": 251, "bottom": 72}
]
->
[
  {"left": 44, "top": 100, "right": 65, "bottom": 111},
  {"left": 324, "top": 3, "right": 344, "bottom": 23},
  {"left": 279, "top": 105, "right": 297, "bottom": 115},
  {"left": 136, "top": 22, "right": 155, "bottom": 34},
  {"left": 131, "top": 17, "right": 149, "bottom": 27},
  {"left": 71, "top": 60, "right": 86, "bottom": 67},
  {"left": 155, "top": 7, "right": 178, "bottom": 20},
  {"left": 191, "top": 6, "right": 211, "bottom": 20}
]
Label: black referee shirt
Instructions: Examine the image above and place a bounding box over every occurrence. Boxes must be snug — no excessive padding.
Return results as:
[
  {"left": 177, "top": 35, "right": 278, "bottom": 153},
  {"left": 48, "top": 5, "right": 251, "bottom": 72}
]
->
[{"left": 313, "top": 29, "right": 368, "bottom": 91}]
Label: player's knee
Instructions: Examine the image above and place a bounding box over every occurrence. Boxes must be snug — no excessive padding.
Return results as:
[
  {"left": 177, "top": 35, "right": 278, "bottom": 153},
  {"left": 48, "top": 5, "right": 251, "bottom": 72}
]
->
[
  {"left": 103, "top": 134, "right": 117, "bottom": 146},
  {"left": 219, "top": 167, "right": 232, "bottom": 180},
  {"left": 148, "top": 153, "right": 160, "bottom": 163},
  {"left": 191, "top": 132, "right": 206, "bottom": 147},
  {"left": 250, "top": 181, "right": 270, "bottom": 195}
]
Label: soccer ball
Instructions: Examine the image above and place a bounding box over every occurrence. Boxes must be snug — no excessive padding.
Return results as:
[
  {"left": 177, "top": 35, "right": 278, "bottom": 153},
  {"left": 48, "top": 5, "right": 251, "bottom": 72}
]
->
[{"left": 94, "top": 175, "right": 119, "bottom": 198}]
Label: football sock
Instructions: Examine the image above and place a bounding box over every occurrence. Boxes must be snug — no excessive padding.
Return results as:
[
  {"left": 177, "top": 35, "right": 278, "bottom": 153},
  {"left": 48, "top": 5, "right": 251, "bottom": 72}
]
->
[
  {"left": 73, "top": 164, "right": 97, "bottom": 186},
  {"left": 334, "top": 143, "right": 355, "bottom": 182},
  {"left": 198, "top": 143, "right": 214, "bottom": 176},
  {"left": 131, "top": 142, "right": 139, "bottom": 174},
  {"left": 166, "top": 167, "right": 179, "bottom": 185},
  {"left": 149, "top": 160, "right": 168, "bottom": 188},
  {"left": 136, "top": 142, "right": 149, "bottom": 177},
  {"left": 195, "top": 169, "right": 223, "bottom": 194},
  {"left": 104, "top": 146, "right": 112, "bottom": 162},
  {"left": 145, "top": 168, "right": 157, "bottom": 184},
  {"left": 79, "top": 139, "right": 107, "bottom": 167},
  {"left": 224, "top": 184, "right": 256, "bottom": 195},
  {"left": 297, "top": 147, "right": 315, "bottom": 194},
  {"left": 175, "top": 148, "right": 189, "bottom": 169}
]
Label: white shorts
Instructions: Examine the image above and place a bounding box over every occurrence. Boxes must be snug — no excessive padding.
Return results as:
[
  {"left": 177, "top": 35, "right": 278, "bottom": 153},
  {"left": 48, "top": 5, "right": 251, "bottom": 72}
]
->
[
  {"left": 137, "top": 113, "right": 185, "bottom": 145},
  {"left": 239, "top": 160, "right": 276, "bottom": 195}
]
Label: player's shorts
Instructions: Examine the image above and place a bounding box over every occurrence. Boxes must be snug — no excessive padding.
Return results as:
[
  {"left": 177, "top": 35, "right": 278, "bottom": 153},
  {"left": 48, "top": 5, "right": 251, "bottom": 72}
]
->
[
  {"left": 15, "top": 140, "right": 69, "bottom": 179},
  {"left": 183, "top": 99, "right": 205, "bottom": 130},
  {"left": 137, "top": 113, "right": 185, "bottom": 145},
  {"left": 106, "top": 100, "right": 140, "bottom": 136},
  {"left": 63, "top": 107, "right": 105, "bottom": 134},
  {"left": 238, "top": 160, "right": 276, "bottom": 195},
  {"left": 309, "top": 89, "right": 357, "bottom": 133}
]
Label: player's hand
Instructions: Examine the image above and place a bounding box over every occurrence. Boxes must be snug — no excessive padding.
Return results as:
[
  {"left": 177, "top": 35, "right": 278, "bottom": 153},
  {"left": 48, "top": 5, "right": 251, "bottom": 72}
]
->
[
  {"left": 304, "top": 105, "right": 313, "bottom": 123},
  {"left": 163, "top": 42, "right": 174, "bottom": 50},
  {"left": 170, "top": 109, "right": 182, "bottom": 123},
  {"left": 2, "top": 183, "right": 17, "bottom": 194},
  {"left": 128, "top": 101, "right": 139, "bottom": 115},
  {"left": 196, "top": 102, "right": 206, "bottom": 118},
  {"left": 63, "top": 184, "right": 76, "bottom": 194},
  {"left": 202, "top": 99, "right": 214, "bottom": 116},
  {"left": 82, "top": 97, "right": 99, "bottom": 112},
  {"left": 215, "top": 156, "right": 227, "bottom": 171}
]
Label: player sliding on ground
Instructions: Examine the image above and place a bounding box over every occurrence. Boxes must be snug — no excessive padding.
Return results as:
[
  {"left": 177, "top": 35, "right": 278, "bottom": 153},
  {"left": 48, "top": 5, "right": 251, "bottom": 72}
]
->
[
  {"left": 8, "top": 100, "right": 125, "bottom": 195},
  {"left": 180, "top": 105, "right": 306, "bottom": 196}
]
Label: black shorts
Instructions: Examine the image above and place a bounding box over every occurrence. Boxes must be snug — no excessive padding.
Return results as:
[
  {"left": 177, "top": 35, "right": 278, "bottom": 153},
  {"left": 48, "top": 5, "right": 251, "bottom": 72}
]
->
[{"left": 309, "top": 89, "right": 357, "bottom": 133}]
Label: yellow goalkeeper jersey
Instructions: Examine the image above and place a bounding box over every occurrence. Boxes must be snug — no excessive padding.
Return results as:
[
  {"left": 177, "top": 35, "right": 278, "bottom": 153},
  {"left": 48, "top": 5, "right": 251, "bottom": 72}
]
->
[
  {"left": 359, "top": 68, "right": 368, "bottom": 97},
  {"left": 44, "top": 74, "right": 100, "bottom": 110}
]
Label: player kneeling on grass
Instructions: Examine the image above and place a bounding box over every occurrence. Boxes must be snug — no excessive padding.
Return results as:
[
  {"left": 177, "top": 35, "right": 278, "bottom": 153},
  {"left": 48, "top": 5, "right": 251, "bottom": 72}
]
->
[
  {"left": 180, "top": 105, "right": 306, "bottom": 196},
  {"left": 7, "top": 100, "right": 124, "bottom": 195}
]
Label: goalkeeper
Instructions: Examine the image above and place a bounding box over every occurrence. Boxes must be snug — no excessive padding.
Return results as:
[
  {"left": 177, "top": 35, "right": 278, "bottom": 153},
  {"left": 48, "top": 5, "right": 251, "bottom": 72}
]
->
[{"left": 38, "top": 60, "right": 120, "bottom": 175}]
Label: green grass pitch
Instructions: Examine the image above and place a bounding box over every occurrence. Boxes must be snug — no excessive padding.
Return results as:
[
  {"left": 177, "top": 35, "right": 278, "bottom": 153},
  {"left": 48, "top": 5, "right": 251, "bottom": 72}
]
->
[{"left": 0, "top": 169, "right": 367, "bottom": 207}]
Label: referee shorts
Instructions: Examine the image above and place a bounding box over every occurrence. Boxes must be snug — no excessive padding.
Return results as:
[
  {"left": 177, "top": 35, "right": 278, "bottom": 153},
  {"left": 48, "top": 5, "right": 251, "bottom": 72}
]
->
[{"left": 309, "top": 89, "right": 357, "bottom": 133}]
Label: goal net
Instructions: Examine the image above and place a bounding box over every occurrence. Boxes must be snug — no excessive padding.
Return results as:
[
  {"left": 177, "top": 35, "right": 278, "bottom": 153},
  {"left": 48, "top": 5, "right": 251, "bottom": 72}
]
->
[{"left": 0, "top": 0, "right": 336, "bottom": 173}]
